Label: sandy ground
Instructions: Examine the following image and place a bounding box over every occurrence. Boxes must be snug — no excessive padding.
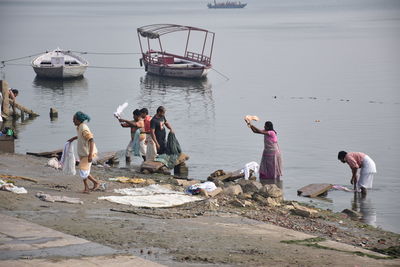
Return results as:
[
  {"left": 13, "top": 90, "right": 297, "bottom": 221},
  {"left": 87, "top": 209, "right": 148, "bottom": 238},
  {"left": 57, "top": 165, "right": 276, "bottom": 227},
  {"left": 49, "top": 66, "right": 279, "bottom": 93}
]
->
[{"left": 1, "top": 153, "right": 399, "bottom": 266}]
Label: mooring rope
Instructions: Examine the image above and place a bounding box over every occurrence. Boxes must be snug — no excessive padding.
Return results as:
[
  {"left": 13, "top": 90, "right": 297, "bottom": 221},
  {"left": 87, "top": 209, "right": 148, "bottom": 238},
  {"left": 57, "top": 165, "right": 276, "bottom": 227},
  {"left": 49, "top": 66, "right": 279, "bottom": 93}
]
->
[
  {"left": 71, "top": 51, "right": 141, "bottom": 55},
  {"left": 1, "top": 63, "right": 31, "bottom": 67},
  {"left": 1, "top": 62, "right": 143, "bottom": 70},
  {"left": 87, "top": 65, "right": 143, "bottom": 70},
  {"left": 1, "top": 52, "right": 45, "bottom": 67},
  {"left": 211, "top": 67, "right": 230, "bottom": 81}
]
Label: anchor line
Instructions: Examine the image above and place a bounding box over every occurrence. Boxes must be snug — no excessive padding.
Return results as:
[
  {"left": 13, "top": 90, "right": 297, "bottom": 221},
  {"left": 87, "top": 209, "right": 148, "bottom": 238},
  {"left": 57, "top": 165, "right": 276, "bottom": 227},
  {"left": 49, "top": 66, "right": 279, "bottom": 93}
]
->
[{"left": 211, "top": 67, "right": 230, "bottom": 81}]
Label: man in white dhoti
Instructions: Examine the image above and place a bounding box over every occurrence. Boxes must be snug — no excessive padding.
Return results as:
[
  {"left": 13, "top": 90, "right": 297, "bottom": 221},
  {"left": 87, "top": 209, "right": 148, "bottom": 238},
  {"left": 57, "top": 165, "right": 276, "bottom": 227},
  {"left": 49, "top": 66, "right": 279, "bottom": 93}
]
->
[{"left": 338, "top": 151, "right": 377, "bottom": 195}]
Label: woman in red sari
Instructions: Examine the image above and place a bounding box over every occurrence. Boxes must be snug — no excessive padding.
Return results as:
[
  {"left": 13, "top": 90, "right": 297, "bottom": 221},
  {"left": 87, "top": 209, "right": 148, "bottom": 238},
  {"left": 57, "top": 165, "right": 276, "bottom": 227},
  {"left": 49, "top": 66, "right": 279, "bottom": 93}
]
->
[{"left": 247, "top": 120, "right": 282, "bottom": 180}]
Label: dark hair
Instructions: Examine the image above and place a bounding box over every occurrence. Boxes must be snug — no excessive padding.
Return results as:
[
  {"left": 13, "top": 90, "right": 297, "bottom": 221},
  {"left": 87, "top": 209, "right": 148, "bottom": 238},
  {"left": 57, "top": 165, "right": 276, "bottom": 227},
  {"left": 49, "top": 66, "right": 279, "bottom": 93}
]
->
[
  {"left": 140, "top": 108, "right": 148, "bottom": 115},
  {"left": 133, "top": 109, "right": 141, "bottom": 117},
  {"left": 11, "top": 89, "right": 19, "bottom": 95},
  {"left": 264, "top": 121, "right": 276, "bottom": 134},
  {"left": 338, "top": 151, "right": 347, "bottom": 160},
  {"left": 156, "top": 106, "right": 165, "bottom": 113},
  {"left": 74, "top": 111, "right": 90, "bottom": 122}
]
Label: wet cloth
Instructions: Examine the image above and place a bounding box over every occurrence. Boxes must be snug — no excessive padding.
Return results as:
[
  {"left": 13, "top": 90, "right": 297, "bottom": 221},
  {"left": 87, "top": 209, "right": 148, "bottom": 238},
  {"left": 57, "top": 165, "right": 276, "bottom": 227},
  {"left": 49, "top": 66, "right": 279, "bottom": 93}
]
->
[
  {"left": 166, "top": 132, "right": 182, "bottom": 155},
  {"left": 332, "top": 185, "right": 354, "bottom": 192},
  {"left": 240, "top": 161, "right": 259, "bottom": 179},
  {"left": 60, "top": 141, "right": 76, "bottom": 175},
  {"left": 126, "top": 128, "right": 146, "bottom": 158},
  {"left": 114, "top": 102, "right": 128, "bottom": 119},
  {"left": 126, "top": 128, "right": 140, "bottom": 157},
  {"left": 154, "top": 154, "right": 179, "bottom": 169},
  {"left": 260, "top": 131, "right": 282, "bottom": 179},
  {"left": 244, "top": 115, "right": 259, "bottom": 123}
]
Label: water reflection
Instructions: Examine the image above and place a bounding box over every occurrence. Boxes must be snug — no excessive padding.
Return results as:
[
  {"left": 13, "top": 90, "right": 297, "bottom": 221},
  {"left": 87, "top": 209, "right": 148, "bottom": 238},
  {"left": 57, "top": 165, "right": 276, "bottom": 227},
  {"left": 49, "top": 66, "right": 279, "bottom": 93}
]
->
[
  {"left": 351, "top": 193, "right": 377, "bottom": 227},
  {"left": 32, "top": 76, "right": 89, "bottom": 94},
  {"left": 137, "top": 74, "right": 215, "bottom": 120},
  {"left": 260, "top": 178, "right": 283, "bottom": 190},
  {"left": 1, "top": 116, "right": 37, "bottom": 138}
]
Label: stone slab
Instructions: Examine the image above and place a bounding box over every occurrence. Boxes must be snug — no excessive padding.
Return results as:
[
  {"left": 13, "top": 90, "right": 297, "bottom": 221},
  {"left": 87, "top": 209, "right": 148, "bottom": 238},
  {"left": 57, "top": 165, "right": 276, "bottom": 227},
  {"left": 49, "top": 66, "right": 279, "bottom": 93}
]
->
[{"left": 297, "top": 183, "right": 333, "bottom": 197}]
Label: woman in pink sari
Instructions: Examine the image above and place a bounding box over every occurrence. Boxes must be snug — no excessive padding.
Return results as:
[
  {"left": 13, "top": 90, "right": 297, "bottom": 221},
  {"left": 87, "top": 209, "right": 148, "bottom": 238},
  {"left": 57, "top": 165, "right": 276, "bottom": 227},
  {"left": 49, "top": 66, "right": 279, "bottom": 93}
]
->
[{"left": 247, "top": 120, "right": 282, "bottom": 180}]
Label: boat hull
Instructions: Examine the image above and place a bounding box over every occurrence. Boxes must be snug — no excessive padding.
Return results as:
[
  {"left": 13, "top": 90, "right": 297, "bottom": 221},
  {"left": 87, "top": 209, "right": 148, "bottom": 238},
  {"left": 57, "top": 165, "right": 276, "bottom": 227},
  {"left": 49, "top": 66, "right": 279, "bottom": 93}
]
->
[
  {"left": 32, "top": 65, "right": 87, "bottom": 79},
  {"left": 145, "top": 63, "right": 210, "bottom": 78},
  {"left": 207, "top": 3, "right": 247, "bottom": 8}
]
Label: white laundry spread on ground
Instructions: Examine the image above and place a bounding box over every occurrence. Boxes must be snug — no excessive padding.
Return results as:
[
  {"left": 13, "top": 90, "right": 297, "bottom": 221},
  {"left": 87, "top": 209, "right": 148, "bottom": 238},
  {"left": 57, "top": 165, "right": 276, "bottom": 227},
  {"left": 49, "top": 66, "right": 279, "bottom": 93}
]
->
[
  {"left": 114, "top": 184, "right": 184, "bottom": 196},
  {"left": 0, "top": 179, "right": 27, "bottom": 194},
  {"left": 36, "top": 192, "right": 83, "bottom": 204},
  {"left": 99, "top": 184, "right": 203, "bottom": 208},
  {"left": 46, "top": 157, "right": 62, "bottom": 169}
]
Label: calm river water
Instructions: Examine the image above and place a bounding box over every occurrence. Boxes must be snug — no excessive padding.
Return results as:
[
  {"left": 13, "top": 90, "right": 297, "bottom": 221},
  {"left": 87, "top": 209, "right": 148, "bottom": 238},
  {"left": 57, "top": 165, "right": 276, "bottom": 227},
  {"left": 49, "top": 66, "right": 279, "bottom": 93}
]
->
[{"left": 1, "top": 0, "right": 399, "bottom": 233}]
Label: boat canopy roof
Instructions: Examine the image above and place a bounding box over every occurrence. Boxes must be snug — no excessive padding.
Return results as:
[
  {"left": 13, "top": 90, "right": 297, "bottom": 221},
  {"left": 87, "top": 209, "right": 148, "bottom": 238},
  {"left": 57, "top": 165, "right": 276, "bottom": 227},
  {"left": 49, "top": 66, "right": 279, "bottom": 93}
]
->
[{"left": 138, "top": 24, "right": 213, "bottom": 39}]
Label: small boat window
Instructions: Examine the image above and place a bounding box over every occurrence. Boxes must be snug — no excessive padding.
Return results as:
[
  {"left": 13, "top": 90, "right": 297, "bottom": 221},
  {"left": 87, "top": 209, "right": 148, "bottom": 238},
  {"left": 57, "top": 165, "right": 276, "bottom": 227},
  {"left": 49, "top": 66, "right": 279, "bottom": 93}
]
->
[
  {"left": 40, "top": 61, "right": 52, "bottom": 65},
  {"left": 65, "top": 61, "right": 79, "bottom": 65}
]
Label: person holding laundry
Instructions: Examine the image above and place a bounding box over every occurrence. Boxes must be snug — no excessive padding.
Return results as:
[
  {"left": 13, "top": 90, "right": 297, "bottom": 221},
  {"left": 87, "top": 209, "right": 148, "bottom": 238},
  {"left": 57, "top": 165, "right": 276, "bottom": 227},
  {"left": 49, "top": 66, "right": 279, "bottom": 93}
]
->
[
  {"left": 246, "top": 119, "right": 282, "bottom": 180},
  {"left": 337, "top": 151, "right": 376, "bottom": 195},
  {"left": 68, "top": 111, "right": 100, "bottom": 193},
  {"left": 118, "top": 109, "right": 146, "bottom": 162}
]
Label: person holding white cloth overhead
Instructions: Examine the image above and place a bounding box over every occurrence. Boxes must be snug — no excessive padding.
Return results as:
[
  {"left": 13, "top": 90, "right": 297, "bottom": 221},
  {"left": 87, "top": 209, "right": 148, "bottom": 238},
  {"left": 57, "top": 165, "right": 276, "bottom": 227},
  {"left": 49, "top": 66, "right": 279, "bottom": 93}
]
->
[{"left": 338, "top": 151, "right": 377, "bottom": 195}]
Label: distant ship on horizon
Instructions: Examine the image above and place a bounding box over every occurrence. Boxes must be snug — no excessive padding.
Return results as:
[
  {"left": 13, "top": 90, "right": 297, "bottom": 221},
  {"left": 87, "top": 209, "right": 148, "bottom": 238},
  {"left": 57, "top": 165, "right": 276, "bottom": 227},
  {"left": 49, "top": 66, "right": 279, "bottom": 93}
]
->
[{"left": 207, "top": 0, "right": 247, "bottom": 9}]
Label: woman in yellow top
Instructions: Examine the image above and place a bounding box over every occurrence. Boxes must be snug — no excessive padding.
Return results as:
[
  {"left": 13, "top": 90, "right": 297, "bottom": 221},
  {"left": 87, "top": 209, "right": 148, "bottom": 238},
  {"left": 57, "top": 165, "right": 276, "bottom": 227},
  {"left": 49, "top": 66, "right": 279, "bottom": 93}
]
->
[{"left": 68, "top": 111, "right": 100, "bottom": 193}]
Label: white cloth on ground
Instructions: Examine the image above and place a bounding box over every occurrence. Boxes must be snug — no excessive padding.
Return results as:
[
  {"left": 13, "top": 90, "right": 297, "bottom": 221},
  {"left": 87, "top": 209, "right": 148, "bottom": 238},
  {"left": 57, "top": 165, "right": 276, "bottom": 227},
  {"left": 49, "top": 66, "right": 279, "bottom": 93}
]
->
[
  {"left": 358, "top": 155, "right": 376, "bottom": 189},
  {"left": 0, "top": 179, "right": 27, "bottom": 194},
  {"left": 99, "top": 184, "right": 202, "bottom": 208},
  {"left": 46, "top": 157, "right": 61, "bottom": 169},
  {"left": 36, "top": 192, "right": 83, "bottom": 204},
  {"left": 114, "top": 184, "right": 183, "bottom": 196},
  {"left": 240, "top": 161, "right": 260, "bottom": 179},
  {"left": 187, "top": 181, "right": 217, "bottom": 192}
]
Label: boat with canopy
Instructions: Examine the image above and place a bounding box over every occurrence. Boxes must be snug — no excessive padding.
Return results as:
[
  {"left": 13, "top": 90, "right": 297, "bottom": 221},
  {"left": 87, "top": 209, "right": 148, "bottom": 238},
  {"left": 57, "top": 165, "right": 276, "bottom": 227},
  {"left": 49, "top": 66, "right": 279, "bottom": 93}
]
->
[{"left": 137, "top": 24, "right": 215, "bottom": 79}]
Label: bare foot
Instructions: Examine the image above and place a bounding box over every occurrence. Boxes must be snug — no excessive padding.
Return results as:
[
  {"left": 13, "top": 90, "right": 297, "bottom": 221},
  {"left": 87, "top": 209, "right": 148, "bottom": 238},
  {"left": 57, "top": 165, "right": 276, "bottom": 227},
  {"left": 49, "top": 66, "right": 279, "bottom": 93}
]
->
[
  {"left": 81, "top": 190, "right": 90, "bottom": 194},
  {"left": 91, "top": 182, "right": 100, "bottom": 191}
]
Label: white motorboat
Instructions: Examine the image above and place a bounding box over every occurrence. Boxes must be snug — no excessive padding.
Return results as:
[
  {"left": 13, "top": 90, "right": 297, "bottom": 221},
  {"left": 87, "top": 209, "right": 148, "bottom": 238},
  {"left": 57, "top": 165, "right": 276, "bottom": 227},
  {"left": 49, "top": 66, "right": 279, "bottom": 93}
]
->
[{"left": 31, "top": 48, "right": 89, "bottom": 79}]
